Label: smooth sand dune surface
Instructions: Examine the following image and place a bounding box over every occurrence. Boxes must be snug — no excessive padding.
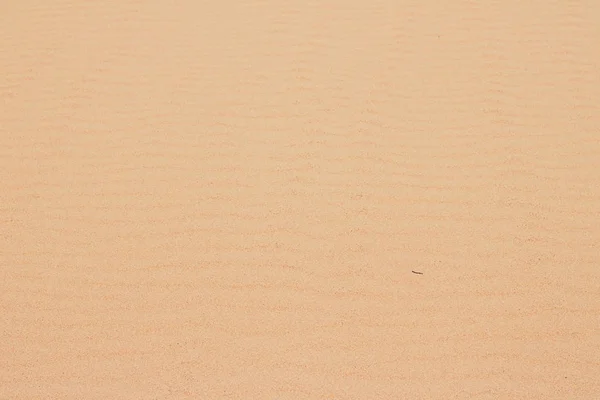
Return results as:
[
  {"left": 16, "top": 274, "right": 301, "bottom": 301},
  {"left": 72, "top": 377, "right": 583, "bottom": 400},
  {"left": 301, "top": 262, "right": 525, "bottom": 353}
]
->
[{"left": 1, "top": 1, "right": 600, "bottom": 399}]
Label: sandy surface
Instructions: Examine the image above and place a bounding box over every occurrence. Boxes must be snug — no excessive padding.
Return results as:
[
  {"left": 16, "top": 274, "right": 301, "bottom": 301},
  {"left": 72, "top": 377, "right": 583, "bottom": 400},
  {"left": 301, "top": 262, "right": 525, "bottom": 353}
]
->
[{"left": 1, "top": 1, "right": 600, "bottom": 399}]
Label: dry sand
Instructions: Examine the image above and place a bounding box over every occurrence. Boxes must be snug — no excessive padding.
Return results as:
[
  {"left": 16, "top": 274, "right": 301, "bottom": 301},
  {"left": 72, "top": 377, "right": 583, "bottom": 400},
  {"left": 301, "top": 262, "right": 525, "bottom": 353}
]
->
[{"left": 1, "top": 1, "right": 600, "bottom": 399}]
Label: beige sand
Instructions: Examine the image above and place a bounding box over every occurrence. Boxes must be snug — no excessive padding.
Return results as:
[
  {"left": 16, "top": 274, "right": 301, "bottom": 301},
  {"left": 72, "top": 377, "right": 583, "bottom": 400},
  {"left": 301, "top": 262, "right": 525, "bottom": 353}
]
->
[{"left": 1, "top": 1, "right": 599, "bottom": 399}]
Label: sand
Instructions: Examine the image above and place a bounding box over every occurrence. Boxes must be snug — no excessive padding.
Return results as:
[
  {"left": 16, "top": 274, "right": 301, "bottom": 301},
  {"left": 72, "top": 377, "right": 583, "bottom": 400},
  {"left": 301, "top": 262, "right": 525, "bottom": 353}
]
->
[{"left": 1, "top": 1, "right": 599, "bottom": 399}]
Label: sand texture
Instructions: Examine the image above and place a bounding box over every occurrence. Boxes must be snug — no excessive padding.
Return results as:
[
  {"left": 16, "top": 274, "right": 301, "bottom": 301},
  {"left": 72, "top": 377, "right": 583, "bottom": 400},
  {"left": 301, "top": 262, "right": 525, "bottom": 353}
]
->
[{"left": 1, "top": 1, "right": 600, "bottom": 399}]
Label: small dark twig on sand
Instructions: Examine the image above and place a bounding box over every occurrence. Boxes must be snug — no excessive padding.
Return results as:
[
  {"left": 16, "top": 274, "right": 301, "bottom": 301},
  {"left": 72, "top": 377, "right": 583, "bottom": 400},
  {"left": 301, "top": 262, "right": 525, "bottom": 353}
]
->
[{"left": 412, "top": 270, "right": 423, "bottom": 275}]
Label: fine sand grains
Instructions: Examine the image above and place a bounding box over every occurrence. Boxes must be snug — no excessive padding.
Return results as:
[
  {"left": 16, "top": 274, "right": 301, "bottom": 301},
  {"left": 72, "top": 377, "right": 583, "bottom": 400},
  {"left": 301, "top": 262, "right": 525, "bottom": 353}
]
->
[{"left": 1, "top": 1, "right": 599, "bottom": 399}]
